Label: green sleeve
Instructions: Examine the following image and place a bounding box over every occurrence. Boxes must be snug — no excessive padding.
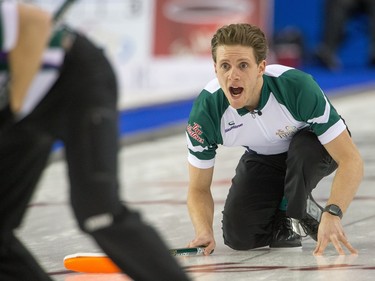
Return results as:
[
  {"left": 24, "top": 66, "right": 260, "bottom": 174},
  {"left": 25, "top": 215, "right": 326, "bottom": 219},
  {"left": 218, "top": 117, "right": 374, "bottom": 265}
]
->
[
  {"left": 274, "top": 69, "right": 342, "bottom": 137},
  {"left": 186, "top": 90, "right": 224, "bottom": 162}
]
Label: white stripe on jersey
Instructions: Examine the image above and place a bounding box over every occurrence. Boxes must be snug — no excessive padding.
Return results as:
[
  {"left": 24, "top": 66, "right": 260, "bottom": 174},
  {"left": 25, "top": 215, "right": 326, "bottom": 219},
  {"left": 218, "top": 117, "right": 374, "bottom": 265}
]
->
[
  {"left": 265, "top": 64, "right": 294, "bottom": 77},
  {"left": 307, "top": 93, "right": 330, "bottom": 124},
  {"left": 318, "top": 119, "right": 346, "bottom": 145},
  {"left": 204, "top": 77, "right": 220, "bottom": 93}
]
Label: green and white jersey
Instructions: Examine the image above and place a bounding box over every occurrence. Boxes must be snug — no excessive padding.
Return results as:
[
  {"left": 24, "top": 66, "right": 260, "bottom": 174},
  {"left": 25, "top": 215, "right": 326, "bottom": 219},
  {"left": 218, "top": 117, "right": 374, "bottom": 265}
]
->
[
  {"left": 0, "top": 1, "right": 67, "bottom": 118},
  {"left": 186, "top": 64, "right": 346, "bottom": 169}
]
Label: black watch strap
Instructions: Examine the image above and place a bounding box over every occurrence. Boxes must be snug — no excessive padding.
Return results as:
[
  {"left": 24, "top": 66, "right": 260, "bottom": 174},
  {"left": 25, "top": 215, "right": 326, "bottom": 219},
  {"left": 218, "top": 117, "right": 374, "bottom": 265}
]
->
[{"left": 323, "top": 204, "right": 343, "bottom": 219}]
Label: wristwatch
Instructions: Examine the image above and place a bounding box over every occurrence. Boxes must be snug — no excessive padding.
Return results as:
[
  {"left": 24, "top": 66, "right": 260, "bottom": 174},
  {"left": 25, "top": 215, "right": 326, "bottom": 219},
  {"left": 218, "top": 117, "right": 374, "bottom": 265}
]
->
[{"left": 323, "top": 204, "right": 343, "bottom": 219}]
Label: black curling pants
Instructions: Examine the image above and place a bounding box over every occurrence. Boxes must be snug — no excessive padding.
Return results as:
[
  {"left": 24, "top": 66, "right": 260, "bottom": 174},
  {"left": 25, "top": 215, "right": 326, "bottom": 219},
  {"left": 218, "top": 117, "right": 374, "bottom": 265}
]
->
[
  {"left": 222, "top": 129, "right": 338, "bottom": 250},
  {"left": 0, "top": 34, "right": 190, "bottom": 281}
]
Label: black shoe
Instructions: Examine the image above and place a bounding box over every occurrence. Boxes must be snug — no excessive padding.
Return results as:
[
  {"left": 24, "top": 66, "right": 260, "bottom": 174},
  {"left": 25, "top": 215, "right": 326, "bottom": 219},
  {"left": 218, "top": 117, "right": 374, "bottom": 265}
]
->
[
  {"left": 270, "top": 211, "right": 302, "bottom": 248},
  {"left": 299, "top": 194, "right": 323, "bottom": 241}
]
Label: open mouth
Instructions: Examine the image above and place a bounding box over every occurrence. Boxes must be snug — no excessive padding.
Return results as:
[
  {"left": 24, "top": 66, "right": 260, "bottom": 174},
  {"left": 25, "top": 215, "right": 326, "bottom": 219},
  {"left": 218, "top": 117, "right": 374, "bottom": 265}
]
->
[{"left": 229, "top": 86, "right": 244, "bottom": 96}]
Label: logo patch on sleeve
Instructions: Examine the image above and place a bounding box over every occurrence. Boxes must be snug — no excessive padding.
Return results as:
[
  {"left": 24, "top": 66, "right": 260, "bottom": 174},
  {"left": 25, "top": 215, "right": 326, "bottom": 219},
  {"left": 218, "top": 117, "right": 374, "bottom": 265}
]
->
[{"left": 187, "top": 122, "right": 204, "bottom": 144}]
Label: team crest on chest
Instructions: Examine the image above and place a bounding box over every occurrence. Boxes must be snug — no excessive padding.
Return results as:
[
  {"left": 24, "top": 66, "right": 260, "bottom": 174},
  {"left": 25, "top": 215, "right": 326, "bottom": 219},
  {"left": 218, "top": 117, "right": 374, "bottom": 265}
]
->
[{"left": 276, "top": 126, "right": 298, "bottom": 139}]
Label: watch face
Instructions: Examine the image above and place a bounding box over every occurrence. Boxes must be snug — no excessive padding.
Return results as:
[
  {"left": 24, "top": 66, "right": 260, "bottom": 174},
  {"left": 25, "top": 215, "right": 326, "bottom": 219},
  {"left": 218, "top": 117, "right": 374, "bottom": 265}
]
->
[
  {"left": 329, "top": 205, "right": 340, "bottom": 215},
  {"left": 325, "top": 204, "right": 343, "bottom": 218}
]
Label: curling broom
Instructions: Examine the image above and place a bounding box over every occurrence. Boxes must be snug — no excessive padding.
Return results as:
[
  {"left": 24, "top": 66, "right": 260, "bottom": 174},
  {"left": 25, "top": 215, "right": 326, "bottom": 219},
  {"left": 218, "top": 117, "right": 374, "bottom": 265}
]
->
[{"left": 64, "top": 247, "right": 205, "bottom": 273}]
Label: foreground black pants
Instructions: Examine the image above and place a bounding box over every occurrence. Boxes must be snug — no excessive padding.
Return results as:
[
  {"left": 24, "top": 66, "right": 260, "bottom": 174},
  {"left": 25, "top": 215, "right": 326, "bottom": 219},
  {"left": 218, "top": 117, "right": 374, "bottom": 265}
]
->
[
  {"left": 0, "top": 34, "right": 189, "bottom": 281},
  {"left": 222, "top": 129, "right": 338, "bottom": 250}
]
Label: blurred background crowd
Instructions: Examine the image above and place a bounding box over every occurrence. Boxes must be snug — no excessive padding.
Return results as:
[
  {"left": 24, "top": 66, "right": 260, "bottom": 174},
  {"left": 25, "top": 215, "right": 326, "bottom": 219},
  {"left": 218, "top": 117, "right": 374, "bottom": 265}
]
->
[{"left": 23, "top": 0, "right": 375, "bottom": 140}]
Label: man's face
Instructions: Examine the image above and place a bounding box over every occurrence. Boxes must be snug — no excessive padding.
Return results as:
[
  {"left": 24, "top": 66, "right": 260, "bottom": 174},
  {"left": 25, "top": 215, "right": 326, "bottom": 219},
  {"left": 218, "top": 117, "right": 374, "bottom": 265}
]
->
[{"left": 214, "top": 45, "right": 265, "bottom": 110}]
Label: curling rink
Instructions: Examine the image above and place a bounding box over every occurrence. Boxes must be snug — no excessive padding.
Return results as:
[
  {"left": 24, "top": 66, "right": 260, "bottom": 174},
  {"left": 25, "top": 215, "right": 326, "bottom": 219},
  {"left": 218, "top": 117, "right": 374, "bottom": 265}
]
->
[{"left": 17, "top": 88, "right": 375, "bottom": 281}]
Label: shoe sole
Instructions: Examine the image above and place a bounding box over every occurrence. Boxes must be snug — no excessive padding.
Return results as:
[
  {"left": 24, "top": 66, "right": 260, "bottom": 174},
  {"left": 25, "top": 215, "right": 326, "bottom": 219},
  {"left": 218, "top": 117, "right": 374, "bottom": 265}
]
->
[{"left": 270, "top": 246, "right": 302, "bottom": 250}]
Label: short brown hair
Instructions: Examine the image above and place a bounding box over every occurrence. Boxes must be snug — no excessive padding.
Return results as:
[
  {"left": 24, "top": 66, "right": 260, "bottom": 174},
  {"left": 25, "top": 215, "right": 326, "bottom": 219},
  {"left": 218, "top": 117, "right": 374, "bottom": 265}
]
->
[{"left": 211, "top": 23, "right": 268, "bottom": 64}]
